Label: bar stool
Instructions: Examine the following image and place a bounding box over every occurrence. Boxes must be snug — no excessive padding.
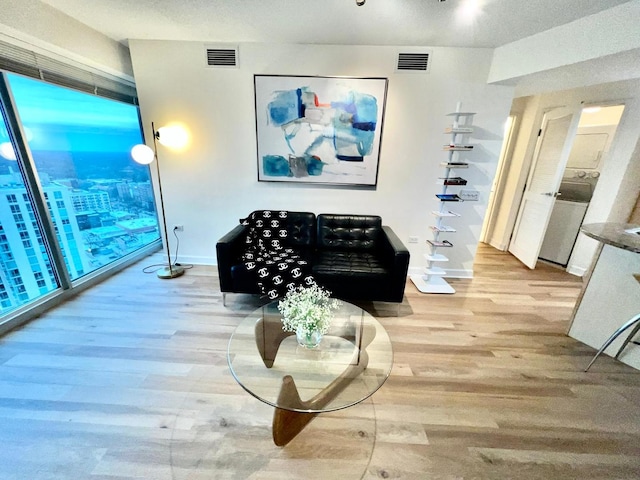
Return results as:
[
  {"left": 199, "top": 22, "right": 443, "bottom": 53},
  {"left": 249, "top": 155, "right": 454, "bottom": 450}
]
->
[{"left": 584, "top": 312, "right": 640, "bottom": 371}]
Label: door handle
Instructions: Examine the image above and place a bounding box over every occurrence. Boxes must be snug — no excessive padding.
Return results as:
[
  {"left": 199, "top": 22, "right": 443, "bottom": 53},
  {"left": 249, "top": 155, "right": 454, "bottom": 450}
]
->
[{"left": 542, "top": 192, "right": 560, "bottom": 197}]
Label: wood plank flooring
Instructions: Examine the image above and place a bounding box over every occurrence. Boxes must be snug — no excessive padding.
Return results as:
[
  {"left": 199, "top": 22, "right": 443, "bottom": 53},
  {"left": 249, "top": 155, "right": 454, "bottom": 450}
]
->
[{"left": 1, "top": 244, "right": 639, "bottom": 479}]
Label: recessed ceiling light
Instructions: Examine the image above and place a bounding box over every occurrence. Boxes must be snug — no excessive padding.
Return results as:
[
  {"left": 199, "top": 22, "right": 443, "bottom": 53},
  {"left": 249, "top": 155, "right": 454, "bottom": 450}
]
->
[
  {"left": 582, "top": 107, "right": 602, "bottom": 114},
  {"left": 457, "top": 0, "right": 485, "bottom": 25}
]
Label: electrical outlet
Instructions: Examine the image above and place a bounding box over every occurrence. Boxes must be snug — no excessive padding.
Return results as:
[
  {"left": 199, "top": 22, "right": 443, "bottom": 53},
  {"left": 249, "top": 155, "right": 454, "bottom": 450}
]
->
[
  {"left": 408, "top": 236, "right": 419, "bottom": 243},
  {"left": 173, "top": 224, "right": 184, "bottom": 232}
]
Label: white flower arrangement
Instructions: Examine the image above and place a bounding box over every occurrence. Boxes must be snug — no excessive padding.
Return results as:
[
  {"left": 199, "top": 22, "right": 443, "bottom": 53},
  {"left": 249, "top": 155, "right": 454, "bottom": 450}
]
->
[{"left": 278, "top": 284, "right": 340, "bottom": 335}]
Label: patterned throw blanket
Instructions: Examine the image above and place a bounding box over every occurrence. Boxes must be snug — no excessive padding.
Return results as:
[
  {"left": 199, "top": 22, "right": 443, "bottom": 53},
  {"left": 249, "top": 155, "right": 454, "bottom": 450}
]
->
[{"left": 241, "top": 210, "right": 315, "bottom": 300}]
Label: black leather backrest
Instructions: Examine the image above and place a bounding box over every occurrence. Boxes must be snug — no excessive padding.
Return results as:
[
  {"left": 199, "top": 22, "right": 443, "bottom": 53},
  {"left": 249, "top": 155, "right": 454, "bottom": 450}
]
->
[
  {"left": 286, "top": 212, "right": 316, "bottom": 247},
  {"left": 317, "top": 214, "right": 382, "bottom": 251}
]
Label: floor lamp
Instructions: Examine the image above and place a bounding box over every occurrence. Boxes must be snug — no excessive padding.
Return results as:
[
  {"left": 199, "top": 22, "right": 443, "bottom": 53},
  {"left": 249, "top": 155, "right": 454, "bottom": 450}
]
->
[{"left": 131, "top": 122, "right": 185, "bottom": 279}]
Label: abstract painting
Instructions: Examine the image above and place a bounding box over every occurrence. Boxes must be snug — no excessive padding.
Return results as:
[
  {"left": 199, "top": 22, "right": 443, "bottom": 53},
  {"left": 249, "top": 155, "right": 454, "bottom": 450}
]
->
[{"left": 254, "top": 75, "right": 388, "bottom": 186}]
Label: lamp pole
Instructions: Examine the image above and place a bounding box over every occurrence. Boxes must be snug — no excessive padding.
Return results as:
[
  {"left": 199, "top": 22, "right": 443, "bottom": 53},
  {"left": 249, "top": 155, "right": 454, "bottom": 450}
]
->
[{"left": 152, "top": 121, "right": 185, "bottom": 279}]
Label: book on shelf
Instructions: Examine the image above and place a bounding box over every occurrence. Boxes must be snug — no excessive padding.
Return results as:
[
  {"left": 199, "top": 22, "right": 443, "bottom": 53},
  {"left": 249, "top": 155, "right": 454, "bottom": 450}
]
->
[
  {"left": 443, "top": 144, "right": 473, "bottom": 151},
  {"left": 437, "top": 176, "right": 468, "bottom": 185},
  {"left": 458, "top": 189, "right": 479, "bottom": 201},
  {"left": 440, "top": 162, "right": 469, "bottom": 168},
  {"left": 427, "top": 239, "right": 453, "bottom": 247},
  {"left": 444, "top": 126, "right": 474, "bottom": 134},
  {"left": 431, "top": 210, "right": 461, "bottom": 217},
  {"left": 436, "top": 193, "right": 462, "bottom": 202},
  {"left": 430, "top": 225, "right": 456, "bottom": 233}
]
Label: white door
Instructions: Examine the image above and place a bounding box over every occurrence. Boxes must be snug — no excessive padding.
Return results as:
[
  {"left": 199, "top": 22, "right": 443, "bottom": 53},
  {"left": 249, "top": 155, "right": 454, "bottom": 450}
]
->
[
  {"left": 508, "top": 106, "right": 581, "bottom": 268},
  {"left": 481, "top": 115, "right": 517, "bottom": 243}
]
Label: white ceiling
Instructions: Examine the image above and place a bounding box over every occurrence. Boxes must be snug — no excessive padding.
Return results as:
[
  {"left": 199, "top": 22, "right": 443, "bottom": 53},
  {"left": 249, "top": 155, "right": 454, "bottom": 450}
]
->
[{"left": 39, "top": 0, "right": 631, "bottom": 49}]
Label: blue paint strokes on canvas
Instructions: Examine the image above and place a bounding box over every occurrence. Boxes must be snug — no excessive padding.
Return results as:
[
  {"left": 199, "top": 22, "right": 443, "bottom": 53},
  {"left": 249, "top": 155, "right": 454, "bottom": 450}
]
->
[
  {"left": 352, "top": 122, "right": 376, "bottom": 131},
  {"left": 267, "top": 90, "right": 301, "bottom": 126},
  {"left": 304, "top": 134, "right": 325, "bottom": 157},
  {"left": 262, "top": 154, "right": 326, "bottom": 177},
  {"left": 351, "top": 92, "right": 378, "bottom": 125},
  {"left": 283, "top": 123, "right": 302, "bottom": 153},
  {"left": 264, "top": 85, "right": 379, "bottom": 177},
  {"left": 336, "top": 155, "right": 364, "bottom": 162},
  {"left": 307, "top": 156, "right": 324, "bottom": 175},
  {"left": 263, "top": 155, "right": 290, "bottom": 176}
]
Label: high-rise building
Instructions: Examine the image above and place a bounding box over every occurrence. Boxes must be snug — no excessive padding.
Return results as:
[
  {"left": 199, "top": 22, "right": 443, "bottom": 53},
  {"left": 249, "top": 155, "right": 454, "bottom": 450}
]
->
[
  {"left": 0, "top": 172, "right": 92, "bottom": 313},
  {"left": 0, "top": 176, "right": 58, "bottom": 312},
  {"left": 71, "top": 189, "right": 111, "bottom": 213}
]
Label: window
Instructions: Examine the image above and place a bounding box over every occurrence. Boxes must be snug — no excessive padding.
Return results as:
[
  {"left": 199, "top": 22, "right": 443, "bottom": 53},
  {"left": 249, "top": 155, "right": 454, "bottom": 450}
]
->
[
  {"left": 6, "top": 73, "right": 160, "bottom": 283},
  {"left": 0, "top": 71, "right": 160, "bottom": 317},
  {"left": 0, "top": 114, "right": 59, "bottom": 314}
]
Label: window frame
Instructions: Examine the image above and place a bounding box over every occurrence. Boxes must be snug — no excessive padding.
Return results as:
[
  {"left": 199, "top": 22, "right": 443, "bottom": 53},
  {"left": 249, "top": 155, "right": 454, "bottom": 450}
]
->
[{"left": 0, "top": 70, "right": 161, "bottom": 336}]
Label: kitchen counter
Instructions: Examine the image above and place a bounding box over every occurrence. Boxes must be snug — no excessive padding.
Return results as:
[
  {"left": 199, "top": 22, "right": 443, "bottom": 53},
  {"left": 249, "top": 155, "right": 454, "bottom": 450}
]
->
[
  {"left": 568, "top": 223, "right": 640, "bottom": 370},
  {"left": 580, "top": 222, "right": 640, "bottom": 253}
]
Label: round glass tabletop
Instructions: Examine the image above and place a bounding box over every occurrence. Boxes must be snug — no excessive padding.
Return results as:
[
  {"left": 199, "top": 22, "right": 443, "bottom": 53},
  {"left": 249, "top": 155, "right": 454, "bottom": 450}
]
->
[{"left": 227, "top": 300, "right": 393, "bottom": 414}]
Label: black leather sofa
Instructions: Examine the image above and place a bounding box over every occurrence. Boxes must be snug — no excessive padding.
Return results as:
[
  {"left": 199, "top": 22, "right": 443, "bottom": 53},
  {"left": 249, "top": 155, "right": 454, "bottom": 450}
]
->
[{"left": 216, "top": 211, "right": 410, "bottom": 305}]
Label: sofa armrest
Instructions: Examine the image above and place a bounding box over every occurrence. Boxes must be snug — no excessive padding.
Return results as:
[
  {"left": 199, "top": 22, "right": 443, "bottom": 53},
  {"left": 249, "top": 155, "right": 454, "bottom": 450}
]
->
[
  {"left": 380, "top": 225, "right": 411, "bottom": 301},
  {"left": 216, "top": 224, "right": 248, "bottom": 292}
]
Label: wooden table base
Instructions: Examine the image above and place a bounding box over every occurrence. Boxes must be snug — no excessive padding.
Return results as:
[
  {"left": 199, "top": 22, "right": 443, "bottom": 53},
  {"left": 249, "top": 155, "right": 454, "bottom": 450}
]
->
[
  {"left": 259, "top": 319, "right": 376, "bottom": 446},
  {"left": 272, "top": 376, "right": 318, "bottom": 446}
]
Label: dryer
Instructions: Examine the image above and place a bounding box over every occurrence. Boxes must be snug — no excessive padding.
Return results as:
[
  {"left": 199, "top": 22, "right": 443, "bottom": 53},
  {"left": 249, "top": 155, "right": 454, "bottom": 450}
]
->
[{"left": 539, "top": 181, "right": 592, "bottom": 266}]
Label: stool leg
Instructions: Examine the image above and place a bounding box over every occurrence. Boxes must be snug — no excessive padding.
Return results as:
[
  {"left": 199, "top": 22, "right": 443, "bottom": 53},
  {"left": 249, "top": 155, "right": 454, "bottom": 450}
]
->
[
  {"left": 615, "top": 315, "right": 640, "bottom": 359},
  {"left": 584, "top": 313, "right": 640, "bottom": 372}
]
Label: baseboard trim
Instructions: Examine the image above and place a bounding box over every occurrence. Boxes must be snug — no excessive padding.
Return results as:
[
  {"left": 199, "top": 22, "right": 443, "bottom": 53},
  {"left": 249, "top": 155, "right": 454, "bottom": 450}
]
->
[
  {"left": 444, "top": 269, "right": 474, "bottom": 279},
  {"left": 567, "top": 265, "right": 587, "bottom": 277},
  {"left": 176, "top": 255, "right": 216, "bottom": 266}
]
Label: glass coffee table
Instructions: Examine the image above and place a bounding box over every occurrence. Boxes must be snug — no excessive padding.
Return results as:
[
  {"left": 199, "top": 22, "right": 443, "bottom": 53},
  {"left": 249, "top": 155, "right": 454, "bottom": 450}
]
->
[{"left": 227, "top": 300, "right": 393, "bottom": 446}]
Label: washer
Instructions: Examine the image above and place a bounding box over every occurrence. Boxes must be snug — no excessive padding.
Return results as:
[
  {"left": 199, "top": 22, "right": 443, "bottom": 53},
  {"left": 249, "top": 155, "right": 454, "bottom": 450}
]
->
[
  {"left": 539, "top": 200, "right": 589, "bottom": 265},
  {"left": 539, "top": 181, "right": 592, "bottom": 266}
]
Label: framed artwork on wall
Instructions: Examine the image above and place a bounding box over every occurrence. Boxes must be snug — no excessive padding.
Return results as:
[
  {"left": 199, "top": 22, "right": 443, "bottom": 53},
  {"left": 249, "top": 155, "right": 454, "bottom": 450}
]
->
[{"left": 254, "top": 75, "right": 388, "bottom": 187}]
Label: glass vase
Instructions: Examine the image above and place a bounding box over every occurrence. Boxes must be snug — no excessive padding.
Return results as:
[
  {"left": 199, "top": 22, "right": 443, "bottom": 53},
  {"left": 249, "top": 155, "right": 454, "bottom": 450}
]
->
[{"left": 296, "top": 326, "right": 323, "bottom": 349}]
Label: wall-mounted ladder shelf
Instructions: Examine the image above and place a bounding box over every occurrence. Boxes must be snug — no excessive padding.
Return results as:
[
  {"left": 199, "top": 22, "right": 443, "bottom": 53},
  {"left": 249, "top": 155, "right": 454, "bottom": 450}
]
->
[{"left": 411, "top": 104, "right": 476, "bottom": 294}]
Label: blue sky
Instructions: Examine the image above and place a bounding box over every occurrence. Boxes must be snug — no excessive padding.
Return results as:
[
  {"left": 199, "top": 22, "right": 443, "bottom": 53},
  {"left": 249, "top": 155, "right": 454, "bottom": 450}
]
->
[{"left": 5, "top": 73, "right": 143, "bottom": 153}]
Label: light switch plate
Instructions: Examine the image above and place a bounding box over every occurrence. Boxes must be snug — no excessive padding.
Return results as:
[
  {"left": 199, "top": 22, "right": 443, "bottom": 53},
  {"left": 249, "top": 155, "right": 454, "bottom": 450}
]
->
[{"left": 459, "top": 189, "right": 479, "bottom": 201}]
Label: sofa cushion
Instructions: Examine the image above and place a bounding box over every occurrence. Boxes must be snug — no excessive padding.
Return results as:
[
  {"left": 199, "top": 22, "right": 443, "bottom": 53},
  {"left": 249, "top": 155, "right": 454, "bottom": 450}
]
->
[
  {"left": 313, "top": 250, "right": 388, "bottom": 279},
  {"left": 286, "top": 211, "right": 316, "bottom": 248},
  {"left": 317, "top": 214, "right": 382, "bottom": 251}
]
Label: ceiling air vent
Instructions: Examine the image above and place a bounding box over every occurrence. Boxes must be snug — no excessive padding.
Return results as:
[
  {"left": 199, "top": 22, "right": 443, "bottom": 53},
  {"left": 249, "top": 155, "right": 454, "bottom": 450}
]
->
[
  {"left": 396, "top": 52, "right": 431, "bottom": 73},
  {"left": 205, "top": 47, "right": 238, "bottom": 68}
]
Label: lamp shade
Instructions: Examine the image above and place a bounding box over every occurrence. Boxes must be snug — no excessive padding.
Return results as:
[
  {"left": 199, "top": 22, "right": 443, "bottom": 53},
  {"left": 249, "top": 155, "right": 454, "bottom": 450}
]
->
[
  {"left": 156, "top": 125, "right": 189, "bottom": 149},
  {"left": 0, "top": 142, "right": 17, "bottom": 160},
  {"left": 131, "top": 144, "right": 155, "bottom": 165}
]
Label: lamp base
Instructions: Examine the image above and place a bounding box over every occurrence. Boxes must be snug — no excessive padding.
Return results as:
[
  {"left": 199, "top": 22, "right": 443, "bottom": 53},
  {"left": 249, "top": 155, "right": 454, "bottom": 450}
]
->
[{"left": 157, "top": 265, "right": 185, "bottom": 279}]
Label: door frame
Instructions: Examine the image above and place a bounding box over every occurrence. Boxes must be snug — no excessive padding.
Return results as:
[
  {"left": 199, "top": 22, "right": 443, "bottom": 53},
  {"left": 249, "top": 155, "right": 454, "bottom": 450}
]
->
[
  {"left": 480, "top": 114, "right": 519, "bottom": 243},
  {"left": 507, "top": 104, "right": 582, "bottom": 268}
]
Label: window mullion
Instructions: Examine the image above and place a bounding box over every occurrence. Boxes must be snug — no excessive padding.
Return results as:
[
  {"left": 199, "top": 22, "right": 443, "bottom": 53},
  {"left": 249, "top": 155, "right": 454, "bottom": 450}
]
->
[{"left": 0, "top": 73, "right": 72, "bottom": 290}]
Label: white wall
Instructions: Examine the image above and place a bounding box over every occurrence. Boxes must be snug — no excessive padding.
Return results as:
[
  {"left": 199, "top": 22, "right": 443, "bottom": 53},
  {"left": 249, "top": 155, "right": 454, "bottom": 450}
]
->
[
  {"left": 128, "top": 40, "right": 514, "bottom": 271},
  {"left": 569, "top": 244, "right": 640, "bottom": 370},
  {"left": 488, "top": 1, "right": 640, "bottom": 90}
]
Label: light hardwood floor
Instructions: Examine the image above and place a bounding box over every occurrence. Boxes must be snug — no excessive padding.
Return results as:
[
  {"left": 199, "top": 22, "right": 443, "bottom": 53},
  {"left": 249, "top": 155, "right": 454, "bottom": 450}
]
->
[{"left": 1, "top": 244, "right": 639, "bottom": 479}]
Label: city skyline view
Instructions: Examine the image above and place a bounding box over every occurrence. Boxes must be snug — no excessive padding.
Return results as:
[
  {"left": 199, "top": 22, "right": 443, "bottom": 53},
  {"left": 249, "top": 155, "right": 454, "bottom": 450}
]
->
[{"left": 0, "top": 73, "right": 159, "bottom": 315}]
